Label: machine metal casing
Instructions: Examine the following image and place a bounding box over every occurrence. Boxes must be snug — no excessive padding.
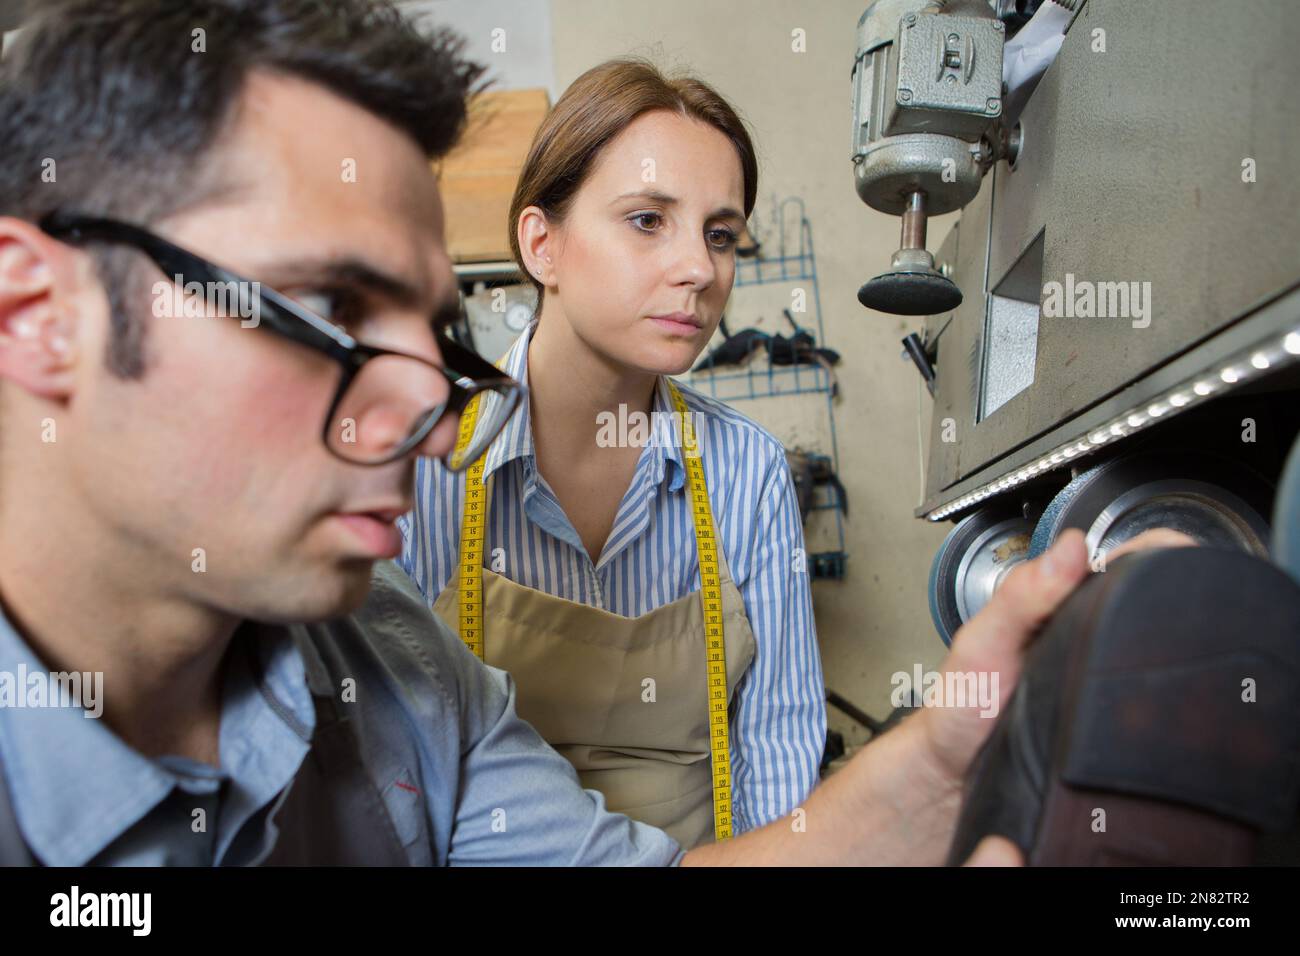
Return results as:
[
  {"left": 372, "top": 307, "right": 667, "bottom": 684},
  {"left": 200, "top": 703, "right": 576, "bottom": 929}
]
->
[{"left": 918, "top": 0, "right": 1300, "bottom": 519}]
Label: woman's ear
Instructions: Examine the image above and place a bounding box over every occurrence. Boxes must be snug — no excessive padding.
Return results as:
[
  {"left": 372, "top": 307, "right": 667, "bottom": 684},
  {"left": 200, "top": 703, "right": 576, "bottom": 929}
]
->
[
  {"left": 0, "top": 219, "right": 81, "bottom": 400},
  {"left": 516, "top": 205, "right": 556, "bottom": 287}
]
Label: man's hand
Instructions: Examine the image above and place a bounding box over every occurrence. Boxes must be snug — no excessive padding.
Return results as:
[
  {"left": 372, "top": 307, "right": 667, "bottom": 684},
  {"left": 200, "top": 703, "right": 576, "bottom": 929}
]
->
[
  {"left": 917, "top": 527, "right": 1198, "bottom": 792},
  {"left": 684, "top": 526, "right": 1194, "bottom": 866},
  {"left": 963, "top": 835, "right": 1024, "bottom": 866}
]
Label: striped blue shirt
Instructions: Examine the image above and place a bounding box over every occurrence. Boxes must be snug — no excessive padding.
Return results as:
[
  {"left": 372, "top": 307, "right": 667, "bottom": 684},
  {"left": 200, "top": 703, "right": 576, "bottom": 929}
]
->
[{"left": 397, "top": 320, "right": 826, "bottom": 833}]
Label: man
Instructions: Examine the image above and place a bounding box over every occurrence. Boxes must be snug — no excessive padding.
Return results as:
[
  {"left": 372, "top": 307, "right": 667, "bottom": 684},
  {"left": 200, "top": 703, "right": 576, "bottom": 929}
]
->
[{"left": 0, "top": 0, "right": 1177, "bottom": 866}]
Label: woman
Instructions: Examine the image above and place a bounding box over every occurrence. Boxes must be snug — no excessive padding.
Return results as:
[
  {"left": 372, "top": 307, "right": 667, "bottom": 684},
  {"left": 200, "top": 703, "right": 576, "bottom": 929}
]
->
[{"left": 399, "top": 58, "right": 825, "bottom": 848}]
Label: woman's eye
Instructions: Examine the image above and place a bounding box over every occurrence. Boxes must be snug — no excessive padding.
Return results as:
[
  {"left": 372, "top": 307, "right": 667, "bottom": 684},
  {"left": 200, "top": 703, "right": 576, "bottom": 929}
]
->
[
  {"left": 631, "top": 212, "right": 662, "bottom": 232},
  {"left": 708, "top": 228, "right": 739, "bottom": 250}
]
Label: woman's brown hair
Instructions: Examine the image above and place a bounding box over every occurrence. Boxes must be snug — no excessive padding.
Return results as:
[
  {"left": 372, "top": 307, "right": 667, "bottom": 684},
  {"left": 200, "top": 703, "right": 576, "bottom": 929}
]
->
[{"left": 508, "top": 57, "right": 759, "bottom": 301}]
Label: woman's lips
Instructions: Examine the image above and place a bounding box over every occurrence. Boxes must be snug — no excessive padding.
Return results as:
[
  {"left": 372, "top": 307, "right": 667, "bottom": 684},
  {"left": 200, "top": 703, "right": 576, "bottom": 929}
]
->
[
  {"left": 650, "top": 315, "right": 702, "bottom": 336},
  {"left": 333, "top": 512, "right": 404, "bottom": 558}
]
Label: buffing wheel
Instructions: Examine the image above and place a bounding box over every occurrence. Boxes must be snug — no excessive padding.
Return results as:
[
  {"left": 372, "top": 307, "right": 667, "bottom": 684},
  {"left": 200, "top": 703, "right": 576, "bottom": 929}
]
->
[{"left": 928, "top": 506, "right": 1034, "bottom": 646}]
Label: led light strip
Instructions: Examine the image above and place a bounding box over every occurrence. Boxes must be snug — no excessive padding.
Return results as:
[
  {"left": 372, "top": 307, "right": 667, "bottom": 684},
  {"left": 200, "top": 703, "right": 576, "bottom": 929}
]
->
[{"left": 927, "top": 326, "right": 1300, "bottom": 521}]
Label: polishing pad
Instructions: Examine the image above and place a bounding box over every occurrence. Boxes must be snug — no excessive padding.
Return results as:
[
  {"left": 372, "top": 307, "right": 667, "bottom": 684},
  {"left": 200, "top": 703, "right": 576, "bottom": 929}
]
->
[{"left": 857, "top": 270, "right": 963, "bottom": 316}]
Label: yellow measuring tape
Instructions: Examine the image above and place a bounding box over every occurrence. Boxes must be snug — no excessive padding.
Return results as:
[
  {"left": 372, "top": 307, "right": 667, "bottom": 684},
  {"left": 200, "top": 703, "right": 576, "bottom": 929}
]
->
[
  {"left": 452, "top": 378, "right": 733, "bottom": 841},
  {"left": 453, "top": 388, "right": 489, "bottom": 660}
]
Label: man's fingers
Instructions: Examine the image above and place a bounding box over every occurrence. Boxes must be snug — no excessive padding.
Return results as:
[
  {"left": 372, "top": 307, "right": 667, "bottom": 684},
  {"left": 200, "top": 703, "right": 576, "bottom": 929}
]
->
[
  {"left": 962, "top": 835, "right": 1025, "bottom": 867},
  {"left": 952, "top": 528, "right": 1089, "bottom": 660}
]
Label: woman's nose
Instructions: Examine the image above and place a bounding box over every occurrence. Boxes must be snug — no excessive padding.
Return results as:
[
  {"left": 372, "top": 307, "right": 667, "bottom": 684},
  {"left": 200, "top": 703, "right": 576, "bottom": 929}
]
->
[{"left": 670, "top": 236, "right": 717, "bottom": 289}]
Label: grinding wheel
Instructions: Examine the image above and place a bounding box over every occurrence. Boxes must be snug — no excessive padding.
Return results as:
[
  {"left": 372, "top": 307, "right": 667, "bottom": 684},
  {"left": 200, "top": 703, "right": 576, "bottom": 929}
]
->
[{"left": 1029, "top": 451, "right": 1273, "bottom": 563}]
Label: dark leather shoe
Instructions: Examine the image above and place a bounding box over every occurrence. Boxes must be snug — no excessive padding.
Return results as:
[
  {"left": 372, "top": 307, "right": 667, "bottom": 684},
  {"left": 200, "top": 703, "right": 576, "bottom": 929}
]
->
[{"left": 947, "top": 547, "right": 1300, "bottom": 866}]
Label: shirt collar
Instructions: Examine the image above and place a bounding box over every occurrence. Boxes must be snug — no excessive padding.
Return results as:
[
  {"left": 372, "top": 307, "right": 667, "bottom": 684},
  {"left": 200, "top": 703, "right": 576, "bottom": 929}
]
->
[
  {"left": 650, "top": 375, "right": 687, "bottom": 494},
  {"left": 0, "top": 604, "right": 314, "bottom": 866},
  {"left": 478, "top": 319, "right": 687, "bottom": 494},
  {"left": 479, "top": 319, "right": 537, "bottom": 484}
]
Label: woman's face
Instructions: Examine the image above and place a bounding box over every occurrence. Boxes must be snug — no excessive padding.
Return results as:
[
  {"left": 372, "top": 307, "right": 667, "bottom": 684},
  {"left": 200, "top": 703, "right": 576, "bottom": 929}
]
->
[{"left": 540, "top": 109, "right": 747, "bottom": 376}]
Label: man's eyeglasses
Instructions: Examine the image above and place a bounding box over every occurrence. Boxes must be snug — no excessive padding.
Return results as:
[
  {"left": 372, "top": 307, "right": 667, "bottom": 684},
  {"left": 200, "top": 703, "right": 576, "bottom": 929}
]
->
[{"left": 38, "top": 212, "right": 524, "bottom": 469}]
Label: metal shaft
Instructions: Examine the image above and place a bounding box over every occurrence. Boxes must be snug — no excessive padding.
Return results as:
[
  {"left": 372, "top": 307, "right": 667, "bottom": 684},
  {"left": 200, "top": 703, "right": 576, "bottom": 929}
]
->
[{"left": 900, "top": 190, "right": 928, "bottom": 250}]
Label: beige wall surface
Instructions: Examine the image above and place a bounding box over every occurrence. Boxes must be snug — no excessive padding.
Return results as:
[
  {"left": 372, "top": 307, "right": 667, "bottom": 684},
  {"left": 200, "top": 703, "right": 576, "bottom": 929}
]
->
[{"left": 547, "top": 0, "right": 956, "bottom": 746}]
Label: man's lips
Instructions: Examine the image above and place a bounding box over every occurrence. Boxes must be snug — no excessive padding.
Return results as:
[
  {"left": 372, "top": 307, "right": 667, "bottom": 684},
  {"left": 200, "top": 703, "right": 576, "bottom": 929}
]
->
[{"left": 331, "top": 505, "right": 410, "bottom": 559}]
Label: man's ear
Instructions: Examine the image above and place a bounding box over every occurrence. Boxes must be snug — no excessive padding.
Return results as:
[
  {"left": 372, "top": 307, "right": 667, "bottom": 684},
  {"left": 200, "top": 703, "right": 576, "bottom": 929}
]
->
[{"left": 0, "top": 218, "right": 80, "bottom": 400}]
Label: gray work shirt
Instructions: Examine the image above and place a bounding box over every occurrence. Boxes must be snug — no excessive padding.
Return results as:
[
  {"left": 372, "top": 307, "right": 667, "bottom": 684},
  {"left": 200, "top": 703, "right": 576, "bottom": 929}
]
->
[{"left": 0, "top": 561, "right": 684, "bottom": 866}]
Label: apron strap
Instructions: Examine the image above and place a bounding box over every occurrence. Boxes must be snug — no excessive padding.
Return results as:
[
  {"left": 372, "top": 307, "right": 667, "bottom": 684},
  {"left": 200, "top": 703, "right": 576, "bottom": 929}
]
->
[{"left": 258, "top": 632, "right": 412, "bottom": 866}]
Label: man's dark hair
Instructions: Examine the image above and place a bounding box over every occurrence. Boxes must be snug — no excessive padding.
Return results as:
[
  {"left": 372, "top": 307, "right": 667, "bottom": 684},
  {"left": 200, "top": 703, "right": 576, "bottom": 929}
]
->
[{"left": 0, "top": 0, "right": 487, "bottom": 377}]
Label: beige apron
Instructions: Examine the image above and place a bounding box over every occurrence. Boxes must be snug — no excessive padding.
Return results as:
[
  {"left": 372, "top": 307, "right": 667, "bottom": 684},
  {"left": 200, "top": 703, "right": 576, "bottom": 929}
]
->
[{"left": 431, "top": 439, "right": 757, "bottom": 850}]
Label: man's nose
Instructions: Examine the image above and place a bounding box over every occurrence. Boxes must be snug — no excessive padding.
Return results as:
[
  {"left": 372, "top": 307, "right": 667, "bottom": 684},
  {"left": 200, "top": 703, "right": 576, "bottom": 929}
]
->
[
  {"left": 382, "top": 320, "right": 461, "bottom": 463},
  {"left": 409, "top": 411, "right": 460, "bottom": 462}
]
